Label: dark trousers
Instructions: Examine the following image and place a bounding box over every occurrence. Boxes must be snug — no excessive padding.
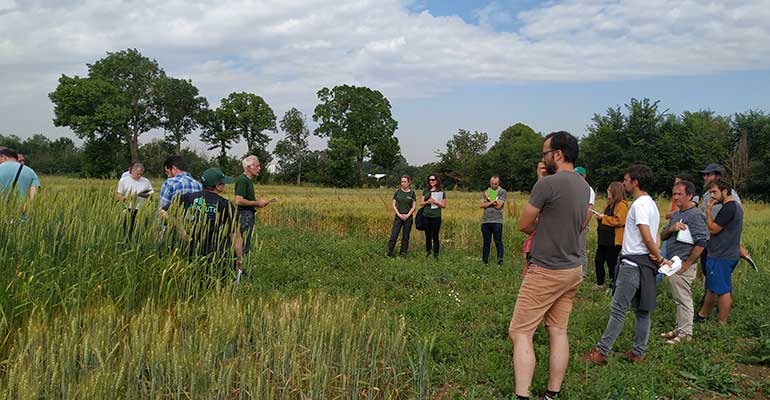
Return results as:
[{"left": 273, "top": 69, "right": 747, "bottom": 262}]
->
[
  {"left": 424, "top": 217, "right": 441, "bottom": 258},
  {"left": 481, "top": 223, "right": 503, "bottom": 263},
  {"left": 122, "top": 209, "right": 138, "bottom": 236},
  {"left": 237, "top": 210, "right": 255, "bottom": 257},
  {"left": 387, "top": 215, "right": 413, "bottom": 256},
  {"left": 595, "top": 244, "right": 621, "bottom": 286}
]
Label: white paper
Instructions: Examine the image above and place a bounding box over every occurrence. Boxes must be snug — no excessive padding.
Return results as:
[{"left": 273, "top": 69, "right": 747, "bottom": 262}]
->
[
  {"left": 430, "top": 191, "right": 443, "bottom": 209},
  {"left": 676, "top": 225, "right": 694, "bottom": 245},
  {"left": 659, "top": 256, "right": 682, "bottom": 277}
]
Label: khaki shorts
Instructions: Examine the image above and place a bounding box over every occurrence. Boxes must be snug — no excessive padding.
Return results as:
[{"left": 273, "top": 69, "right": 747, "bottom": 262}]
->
[{"left": 509, "top": 264, "right": 583, "bottom": 334}]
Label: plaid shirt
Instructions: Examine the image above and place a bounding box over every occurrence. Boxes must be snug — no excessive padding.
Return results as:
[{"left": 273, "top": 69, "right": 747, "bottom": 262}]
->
[{"left": 159, "top": 172, "right": 203, "bottom": 210}]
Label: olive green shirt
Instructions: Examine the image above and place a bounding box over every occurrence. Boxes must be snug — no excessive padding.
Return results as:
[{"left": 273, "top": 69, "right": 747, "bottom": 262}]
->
[
  {"left": 234, "top": 174, "right": 256, "bottom": 212},
  {"left": 422, "top": 189, "right": 445, "bottom": 219}
]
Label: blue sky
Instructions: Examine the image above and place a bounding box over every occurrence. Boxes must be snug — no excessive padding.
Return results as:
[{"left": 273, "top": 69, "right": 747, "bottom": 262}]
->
[{"left": 1, "top": 0, "right": 769, "bottom": 165}]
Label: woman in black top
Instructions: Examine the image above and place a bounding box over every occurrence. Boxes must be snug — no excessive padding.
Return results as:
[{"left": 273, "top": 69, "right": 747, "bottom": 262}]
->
[
  {"left": 594, "top": 182, "right": 628, "bottom": 289},
  {"left": 387, "top": 175, "right": 416, "bottom": 257},
  {"left": 419, "top": 173, "right": 447, "bottom": 258}
]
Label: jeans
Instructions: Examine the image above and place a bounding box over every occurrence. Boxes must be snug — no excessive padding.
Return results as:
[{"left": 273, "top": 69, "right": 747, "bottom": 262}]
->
[
  {"left": 596, "top": 262, "right": 652, "bottom": 357},
  {"left": 387, "top": 215, "right": 413, "bottom": 256},
  {"left": 237, "top": 210, "right": 255, "bottom": 257},
  {"left": 481, "top": 223, "right": 503, "bottom": 263},
  {"left": 594, "top": 244, "right": 620, "bottom": 286},
  {"left": 424, "top": 217, "right": 441, "bottom": 258}
]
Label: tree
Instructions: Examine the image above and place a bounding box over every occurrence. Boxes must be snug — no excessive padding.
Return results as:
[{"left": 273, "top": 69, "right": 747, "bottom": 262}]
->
[
  {"left": 313, "top": 85, "right": 400, "bottom": 185},
  {"left": 483, "top": 123, "right": 542, "bottom": 192},
  {"left": 274, "top": 107, "right": 310, "bottom": 184},
  {"left": 436, "top": 129, "right": 488, "bottom": 188},
  {"left": 49, "top": 48, "right": 167, "bottom": 163},
  {"left": 199, "top": 108, "right": 240, "bottom": 166},
  {"left": 154, "top": 77, "right": 208, "bottom": 154},
  {"left": 732, "top": 110, "right": 770, "bottom": 199},
  {"left": 219, "top": 92, "right": 277, "bottom": 163},
  {"left": 321, "top": 137, "right": 359, "bottom": 187}
]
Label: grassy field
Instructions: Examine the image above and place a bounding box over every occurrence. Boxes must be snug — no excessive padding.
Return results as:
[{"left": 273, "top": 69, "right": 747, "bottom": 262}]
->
[{"left": 1, "top": 177, "right": 769, "bottom": 399}]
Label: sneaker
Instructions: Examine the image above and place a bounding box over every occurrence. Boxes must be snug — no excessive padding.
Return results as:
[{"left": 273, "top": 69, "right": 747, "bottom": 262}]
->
[
  {"left": 665, "top": 334, "right": 692, "bottom": 345},
  {"left": 693, "top": 313, "right": 708, "bottom": 323},
  {"left": 660, "top": 330, "right": 678, "bottom": 340},
  {"left": 592, "top": 284, "right": 606, "bottom": 291},
  {"left": 497, "top": 259, "right": 503, "bottom": 266},
  {"left": 623, "top": 351, "right": 645, "bottom": 363},
  {"left": 583, "top": 348, "right": 608, "bottom": 365}
]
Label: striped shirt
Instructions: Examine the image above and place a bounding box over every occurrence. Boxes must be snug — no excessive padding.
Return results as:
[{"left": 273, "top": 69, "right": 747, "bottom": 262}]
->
[{"left": 159, "top": 172, "right": 203, "bottom": 210}]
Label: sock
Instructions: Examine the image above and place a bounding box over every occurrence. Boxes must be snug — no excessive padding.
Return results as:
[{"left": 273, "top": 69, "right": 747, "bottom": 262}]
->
[
  {"left": 543, "top": 390, "right": 560, "bottom": 400},
  {"left": 516, "top": 396, "right": 529, "bottom": 400}
]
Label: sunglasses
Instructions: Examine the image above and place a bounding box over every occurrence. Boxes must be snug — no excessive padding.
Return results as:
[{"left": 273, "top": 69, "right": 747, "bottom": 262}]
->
[{"left": 428, "top": 178, "right": 437, "bottom": 181}]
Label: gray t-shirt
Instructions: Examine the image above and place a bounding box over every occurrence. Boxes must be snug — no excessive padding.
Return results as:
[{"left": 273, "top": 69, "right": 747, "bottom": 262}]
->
[
  {"left": 707, "top": 201, "right": 743, "bottom": 260},
  {"left": 528, "top": 171, "right": 590, "bottom": 269},
  {"left": 481, "top": 187, "right": 507, "bottom": 224},
  {"left": 663, "top": 207, "right": 709, "bottom": 260},
  {"left": 700, "top": 189, "right": 741, "bottom": 217}
]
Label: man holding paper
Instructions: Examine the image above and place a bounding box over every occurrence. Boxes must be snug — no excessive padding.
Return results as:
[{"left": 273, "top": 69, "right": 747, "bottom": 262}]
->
[
  {"left": 659, "top": 180, "right": 708, "bottom": 344},
  {"left": 480, "top": 175, "right": 506, "bottom": 265}
]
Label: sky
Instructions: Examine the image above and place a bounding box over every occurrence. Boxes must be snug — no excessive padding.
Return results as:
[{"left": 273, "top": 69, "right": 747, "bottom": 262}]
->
[{"left": 1, "top": 0, "right": 770, "bottom": 165}]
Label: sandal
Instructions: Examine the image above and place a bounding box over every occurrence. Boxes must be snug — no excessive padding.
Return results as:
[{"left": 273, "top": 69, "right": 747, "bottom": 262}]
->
[
  {"left": 660, "top": 330, "right": 678, "bottom": 340},
  {"left": 666, "top": 334, "right": 692, "bottom": 344}
]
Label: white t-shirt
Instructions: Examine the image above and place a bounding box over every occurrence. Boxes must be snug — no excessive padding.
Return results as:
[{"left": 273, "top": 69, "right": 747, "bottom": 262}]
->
[
  {"left": 588, "top": 187, "right": 595, "bottom": 205},
  {"left": 621, "top": 194, "right": 660, "bottom": 256},
  {"left": 117, "top": 176, "right": 154, "bottom": 210}
]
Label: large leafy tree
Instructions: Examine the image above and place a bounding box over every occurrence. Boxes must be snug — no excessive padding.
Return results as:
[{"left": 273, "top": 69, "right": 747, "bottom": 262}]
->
[
  {"left": 218, "top": 92, "right": 277, "bottom": 163},
  {"left": 483, "top": 123, "right": 542, "bottom": 192},
  {"left": 313, "top": 85, "right": 400, "bottom": 185},
  {"left": 154, "top": 77, "right": 208, "bottom": 154},
  {"left": 49, "top": 48, "right": 166, "bottom": 163},
  {"left": 199, "top": 108, "right": 240, "bottom": 166},
  {"left": 436, "top": 129, "right": 488, "bottom": 189},
  {"left": 731, "top": 110, "right": 770, "bottom": 198},
  {"left": 274, "top": 107, "right": 310, "bottom": 184}
]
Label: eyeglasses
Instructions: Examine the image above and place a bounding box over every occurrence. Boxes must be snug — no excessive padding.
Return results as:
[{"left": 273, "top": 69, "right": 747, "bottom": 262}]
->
[
  {"left": 542, "top": 149, "right": 558, "bottom": 157},
  {"left": 428, "top": 178, "right": 437, "bottom": 181}
]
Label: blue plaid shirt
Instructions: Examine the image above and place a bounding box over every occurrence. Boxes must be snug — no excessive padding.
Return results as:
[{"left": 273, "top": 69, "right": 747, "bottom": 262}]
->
[{"left": 159, "top": 172, "right": 203, "bottom": 210}]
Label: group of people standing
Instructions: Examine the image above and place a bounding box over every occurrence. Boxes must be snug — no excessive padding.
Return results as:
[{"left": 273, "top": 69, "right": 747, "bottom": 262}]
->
[
  {"left": 115, "top": 155, "right": 276, "bottom": 279},
  {"left": 507, "top": 131, "right": 747, "bottom": 400}
]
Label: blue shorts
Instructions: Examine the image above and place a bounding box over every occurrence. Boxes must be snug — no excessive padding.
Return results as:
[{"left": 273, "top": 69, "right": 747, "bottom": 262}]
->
[{"left": 705, "top": 258, "right": 738, "bottom": 295}]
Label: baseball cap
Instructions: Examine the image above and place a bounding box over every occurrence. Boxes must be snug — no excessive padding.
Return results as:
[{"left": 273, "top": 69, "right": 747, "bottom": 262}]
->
[
  {"left": 575, "top": 166, "right": 587, "bottom": 175},
  {"left": 200, "top": 168, "right": 233, "bottom": 187},
  {"left": 699, "top": 163, "right": 725, "bottom": 176}
]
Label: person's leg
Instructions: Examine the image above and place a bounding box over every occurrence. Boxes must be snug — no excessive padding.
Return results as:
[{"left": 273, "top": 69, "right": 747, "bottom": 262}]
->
[
  {"left": 670, "top": 267, "right": 696, "bottom": 336},
  {"left": 432, "top": 218, "right": 441, "bottom": 258},
  {"left": 511, "top": 331, "right": 536, "bottom": 398},
  {"left": 424, "top": 219, "right": 433, "bottom": 255},
  {"left": 608, "top": 246, "right": 621, "bottom": 285},
  {"left": 546, "top": 326, "right": 570, "bottom": 392},
  {"left": 239, "top": 211, "right": 255, "bottom": 258},
  {"left": 596, "top": 264, "right": 640, "bottom": 355},
  {"left": 481, "top": 223, "right": 492, "bottom": 263},
  {"left": 699, "top": 290, "right": 717, "bottom": 317},
  {"left": 386, "top": 216, "right": 402, "bottom": 256},
  {"left": 493, "top": 223, "right": 504, "bottom": 263},
  {"left": 399, "top": 216, "right": 412, "bottom": 256},
  {"left": 594, "top": 245, "right": 607, "bottom": 286},
  {"left": 716, "top": 293, "right": 733, "bottom": 323},
  {"left": 631, "top": 306, "right": 652, "bottom": 357}
]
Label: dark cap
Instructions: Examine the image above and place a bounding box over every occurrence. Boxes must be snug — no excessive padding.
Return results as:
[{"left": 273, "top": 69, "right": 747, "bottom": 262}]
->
[
  {"left": 201, "top": 168, "right": 232, "bottom": 187},
  {"left": 700, "top": 163, "right": 725, "bottom": 176}
]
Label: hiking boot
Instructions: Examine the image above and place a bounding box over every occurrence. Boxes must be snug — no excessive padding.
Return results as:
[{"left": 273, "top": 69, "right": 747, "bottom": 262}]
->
[
  {"left": 623, "top": 351, "right": 645, "bottom": 363},
  {"left": 583, "top": 348, "right": 608, "bottom": 365}
]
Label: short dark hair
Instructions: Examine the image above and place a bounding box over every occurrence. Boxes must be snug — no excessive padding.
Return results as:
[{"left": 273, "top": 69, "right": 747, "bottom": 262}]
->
[
  {"left": 674, "top": 180, "right": 696, "bottom": 197},
  {"left": 0, "top": 148, "right": 19, "bottom": 160},
  {"left": 707, "top": 179, "right": 733, "bottom": 194},
  {"left": 544, "top": 131, "right": 579, "bottom": 164},
  {"left": 426, "top": 173, "right": 442, "bottom": 190},
  {"left": 400, "top": 174, "right": 411, "bottom": 182},
  {"left": 624, "top": 164, "right": 654, "bottom": 191},
  {"left": 163, "top": 155, "right": 187, "bottom": 171}
]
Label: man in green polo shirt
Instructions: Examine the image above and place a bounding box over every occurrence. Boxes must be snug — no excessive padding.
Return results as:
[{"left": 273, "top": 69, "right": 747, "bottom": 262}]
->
[{"left": 234, "top": 155, "right": 277, "bottom": 258}]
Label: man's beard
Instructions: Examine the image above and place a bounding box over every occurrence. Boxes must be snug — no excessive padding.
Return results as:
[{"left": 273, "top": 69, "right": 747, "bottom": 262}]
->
[{"left": 545, "top": 159, "right": 557, "bottom": 175}]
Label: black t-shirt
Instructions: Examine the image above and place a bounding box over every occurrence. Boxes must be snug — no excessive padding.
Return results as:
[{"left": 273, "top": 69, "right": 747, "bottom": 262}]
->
[
  {"left": 180, "top": 190, "right": 236, "bottom": 256},
  {"left": 597, "top": 202, "right": 616, "bottom": 247},
  {"left": 707, "top": 200, "right": 743, "bottom": 260}
]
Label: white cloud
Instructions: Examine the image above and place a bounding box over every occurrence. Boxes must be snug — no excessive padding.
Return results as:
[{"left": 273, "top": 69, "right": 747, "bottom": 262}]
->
[{"left": 1, "top": 0, "right": 769, "bottom": 160}]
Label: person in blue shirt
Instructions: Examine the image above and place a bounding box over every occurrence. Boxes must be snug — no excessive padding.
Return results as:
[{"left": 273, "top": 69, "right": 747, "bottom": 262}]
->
[
  {"left": 159, "top": 155, "right": 203, "bottom": 212},
  {"left": 0, "top": 147, "right": 41, "bottom": 201}
]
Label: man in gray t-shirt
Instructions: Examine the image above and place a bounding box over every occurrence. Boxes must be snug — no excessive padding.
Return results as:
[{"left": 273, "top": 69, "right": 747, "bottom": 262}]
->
[{"left": 480, "top": 176, "right": 507, "bottom": 265}]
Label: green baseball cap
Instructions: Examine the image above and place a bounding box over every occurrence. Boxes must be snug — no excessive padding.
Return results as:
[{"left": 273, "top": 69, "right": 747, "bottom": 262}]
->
[
  {"left": 575, "top": 166, "right": 587, "bottom": 175},
  {"left": 200, "top": 168, "right": 233, "bottom": 187}
]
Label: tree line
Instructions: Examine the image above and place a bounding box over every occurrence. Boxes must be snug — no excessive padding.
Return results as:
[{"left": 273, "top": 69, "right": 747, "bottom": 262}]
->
[{"left": 3, "top": 48, "right": 770, "bottom": 199}]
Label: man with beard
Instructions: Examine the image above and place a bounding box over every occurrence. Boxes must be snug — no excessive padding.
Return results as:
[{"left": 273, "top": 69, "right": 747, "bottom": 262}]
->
[
  {"left": 585, "top": 164, "right": 663, "bottom": 364},
  {"left": 695, "top": 179, "right": 743, "bottom": 324},
  {"left": 510, "top": 131, "right": 588, "bottom": 400}
]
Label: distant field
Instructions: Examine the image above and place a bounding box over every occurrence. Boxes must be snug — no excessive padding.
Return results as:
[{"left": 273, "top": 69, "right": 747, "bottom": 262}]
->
[{"left": 1, "top": 177, "right": 768, "bottom": 399}]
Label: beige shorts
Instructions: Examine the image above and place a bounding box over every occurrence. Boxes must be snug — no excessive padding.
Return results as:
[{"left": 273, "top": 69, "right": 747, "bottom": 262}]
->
[{"left": 509, "top": 264, "right": 583, "bottom": 334}]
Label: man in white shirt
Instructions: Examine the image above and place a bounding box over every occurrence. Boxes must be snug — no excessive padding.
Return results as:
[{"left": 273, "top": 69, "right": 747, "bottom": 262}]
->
[
  {"left": 586, "top": 164, "right": 663, "bottom": 364},
  {"left": 117, "top": 163, "right": 154, "bottom": 235},
  {"left": 576, "top": 166, "right": 595, "bottom": 278}
]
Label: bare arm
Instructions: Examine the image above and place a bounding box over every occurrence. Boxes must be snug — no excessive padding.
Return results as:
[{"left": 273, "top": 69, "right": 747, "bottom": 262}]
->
[
  {"left": 638, "top": 224, "right": 662, "bottom": 263},
  {"left": 705, "top": 206, "right": 723, "bottom": 234},
  {"left": 519, "top": 203, "right": 540, "bottom": 235},
  {"left": 392, "top": 199, "right": 400, "bottom": 215},
  {"left": 582, "top": 204, "right": 594, "bottom": 230},
  {"left": 235, "top": 195, "right": 273, "bottom": 208},
  {"left": 680, "top": 245, "right": 704, "bottom": 273}
]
